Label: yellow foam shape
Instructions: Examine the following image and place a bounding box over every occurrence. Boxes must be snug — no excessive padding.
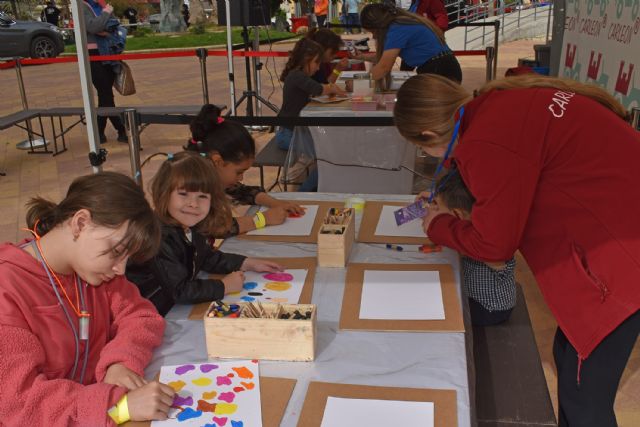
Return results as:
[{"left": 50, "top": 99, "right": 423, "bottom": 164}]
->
[
  {"left": 202, "top": 390, "right": 218, "bottom": 400},
  {"left": 192, "top": 377, "right": 213, "bottom": 386},
  {"left": 168, "top": 380, "right": 186, "bottom": 392},
  {"left": 214, "top": 403, "right": 238, "bottom": 415},
  {"left": 264, "top": 281, "right": 292, "bottom": 292}
]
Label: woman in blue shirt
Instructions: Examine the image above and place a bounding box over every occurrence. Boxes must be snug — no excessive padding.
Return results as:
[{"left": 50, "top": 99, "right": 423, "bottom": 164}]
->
[{"left": 356, "top": 3, "right": 461, "bottom": 84}]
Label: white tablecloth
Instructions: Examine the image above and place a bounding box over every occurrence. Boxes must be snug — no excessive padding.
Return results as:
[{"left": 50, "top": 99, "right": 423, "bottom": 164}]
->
[{"left": 145, "top": 193, "right": 473, "bottom": 427}]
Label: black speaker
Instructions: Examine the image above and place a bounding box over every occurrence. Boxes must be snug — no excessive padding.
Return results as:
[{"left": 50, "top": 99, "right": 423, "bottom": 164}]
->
[{"left": 216, "top": 0, "right": 271, "bottom": 27}]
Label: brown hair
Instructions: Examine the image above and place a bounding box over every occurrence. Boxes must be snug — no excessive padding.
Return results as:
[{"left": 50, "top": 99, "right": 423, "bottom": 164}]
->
[
  {"left": 306, "top": 28, "right": 344, "bottom": 55},
  {"left": 360, "top": 3, "right": 445, "bottom": 65},
  {"left": 280, "top": 38, "right": 324, "bottom": 82},
  {"left": 394, "top": 74, "right": 629, "bottom": 146},
  {"left": 151, "top": 151, "right": 232, "bottom": 237},
  {"left": 25, "top": 172, "right": 161, "bottom": 263},
  {"left": 437, "top": 170, "right": 475, "bottom": 213}
]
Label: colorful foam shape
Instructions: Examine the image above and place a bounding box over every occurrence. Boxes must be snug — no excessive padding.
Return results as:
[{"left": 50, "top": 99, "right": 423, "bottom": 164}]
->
[
  {"left": 216, "top": 376, "right": 232, "bottom": 386},
  {"left": 232, "top": 366, "right": 254, "bottom": 379},
  {"left": 176, "top": 407, "right": 202, "bottom": 421},
  {"left": 212, "top": 416, "right": 228, "bottom": 426},
  {"left": 231, "top": 421, "right": 244, "bottom": 427},
  {"left": 218, "top": 392, "right": 236, "bottom": 403},
  {"left": 173, "top": 395, "right": 193, "bottom": 407},
  {"left": 242, "top": 282, "right": 258, "bottom": 290},
  {"left": 263, "top": 272, "right": 294, "bottom": 282},
  {"left": 240, "top": 381, "right": 254, "bottom": 390},
  {"left": 214, "top": 403, "right": 238, "bottom": 415},
  {"left": 197, "top": 399, "right": 217, "bottom": 413},
  {"left": 200, "top": 363, "right": 219, "bottom": 373},
  {"left": 175, "top": 364, "right": 196, "bottom": 375},
  {"left": 240, "top": 296, "right": 255, "bottom": 302},
  {"left": 168, "top": 380, "right": 186, "bottom": 392},
  {"left": 192, "top": 377, "right": 213, "bottom": 386},
  {"left": 264, "top": 281, "right": 292, "bottom": 292},
  {"left": 202, "top": 390, "right": 218, "bottom": 400}
]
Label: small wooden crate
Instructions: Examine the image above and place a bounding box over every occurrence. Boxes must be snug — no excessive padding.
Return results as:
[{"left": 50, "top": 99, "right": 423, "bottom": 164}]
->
[
  {"left": 317, "top": 208, "right": 355, "bottom": 267},
  {"left": 204, "top": 302, "right": 317, "bottom": 362}
]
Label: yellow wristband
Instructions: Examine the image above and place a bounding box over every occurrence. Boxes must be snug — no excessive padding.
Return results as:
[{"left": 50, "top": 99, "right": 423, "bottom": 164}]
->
[
  {"left": 332, "top": 68, "right": 341, "bottom": 77},
  {"left": 253, "top": 211, "right": 266, "bottom": 229},
  {"left": 107, "top": 394, "right": 130, "bottom": 424}
]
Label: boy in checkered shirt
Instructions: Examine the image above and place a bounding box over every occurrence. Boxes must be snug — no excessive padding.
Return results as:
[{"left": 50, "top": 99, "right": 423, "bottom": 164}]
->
[{"left": 435, "top": 169, "right": 516, "bottom": 326}]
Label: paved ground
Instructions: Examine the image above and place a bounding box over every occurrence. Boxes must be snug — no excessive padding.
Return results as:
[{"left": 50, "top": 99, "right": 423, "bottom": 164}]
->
[{"left": 1, "top": 35, "right": 638, "bottom": 425}]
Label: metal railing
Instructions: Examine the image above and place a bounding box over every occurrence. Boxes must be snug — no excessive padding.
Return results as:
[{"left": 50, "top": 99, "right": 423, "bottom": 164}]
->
[{"left": 446, "top": 0, "right": 554, "bottom": 50}]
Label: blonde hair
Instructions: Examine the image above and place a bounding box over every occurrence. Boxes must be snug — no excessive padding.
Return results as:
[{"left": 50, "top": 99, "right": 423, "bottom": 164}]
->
[
  {"left": 394, "top": 74, "right": 629, "bottom": 146},
  {"left": 151, "top": 151, "right": 233, "bottom": 237}
]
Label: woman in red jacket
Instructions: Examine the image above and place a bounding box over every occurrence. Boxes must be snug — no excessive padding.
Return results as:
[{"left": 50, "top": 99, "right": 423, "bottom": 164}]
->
[
  {"left": 0, "top": 172, "right": 174, "bottom": 426},
  {"left": 394, "top": 74, "right": 640, "bottom": 426}
]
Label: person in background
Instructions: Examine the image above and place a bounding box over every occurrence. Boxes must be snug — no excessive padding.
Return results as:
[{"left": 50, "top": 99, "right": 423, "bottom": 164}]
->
[
  {"left": 305, "top": 28, "right": 348, "bottom": 84},
  {"left": 357, "top": 3, "right": 461, "bottom": 83},
  {"left": 123, "top": 5, "right": 138, "bottom": 30},
  {"left": 41, "top": 1, "right": 61, "bottom": 26},
  {"left": 410, "top": 0, "right": 448, "bottom": 32},
  {"left": 314, "top": 0, "right": 328, "bottom": 27},
  {"left": 181, "top": 3, "right": 190, "bottom": 27},
  {"left": 83, "top": 0, "right": 128, "bottom": 144},
  {"left": 344, "top": 0, "right": 361, "bottom": 34},
  {"left": 185, "top": 104, "right": 306, "bottom": 236}
]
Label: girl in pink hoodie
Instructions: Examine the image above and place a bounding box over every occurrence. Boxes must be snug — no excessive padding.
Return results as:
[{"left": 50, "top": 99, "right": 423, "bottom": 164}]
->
[{"left": 0, "top": 172, "right": 174, "bottom": 426}]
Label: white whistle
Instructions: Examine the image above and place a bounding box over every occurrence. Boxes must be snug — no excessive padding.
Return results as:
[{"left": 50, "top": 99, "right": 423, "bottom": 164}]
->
[{"left": 79, "top": 313, "right": 90, "bottom": 341}]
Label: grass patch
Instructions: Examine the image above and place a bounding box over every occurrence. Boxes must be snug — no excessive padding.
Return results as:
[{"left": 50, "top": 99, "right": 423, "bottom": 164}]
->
[{"left": 65, "top": 28, "right": 297, "bottom": 53}]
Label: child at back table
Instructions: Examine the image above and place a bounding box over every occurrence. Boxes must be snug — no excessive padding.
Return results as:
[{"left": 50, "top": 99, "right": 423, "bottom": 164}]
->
[
  {"left": 186, "top": 104, "right": 305, "bottom": 236},
  {"left": 126, "top": 152, "right": 283, "bottom": 316},
  {"left": 0, "top": 172, "right": 175, "bottom": 425},
  {"left": 427, "top": 168, "right": 516, "bottom": 325},
  {"left": 276, "top": 38, "right": 346, "bottom": 191}
]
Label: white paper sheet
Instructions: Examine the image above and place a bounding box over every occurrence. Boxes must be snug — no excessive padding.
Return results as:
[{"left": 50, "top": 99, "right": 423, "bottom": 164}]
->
[
  {"left": 374, "top": 205, "right": 427, "bottom": 238},
  {"left": 320, "top": 397, "right": 434, "bottom": 427},
  {"left": 223, "top": 269, "right": 308, "bottom": 304},
  {"left": 359, "top": 270, "right": 445, "bottom": 320},
  {"left": 246, "top": 205, "right": 319, "bottom": 236},
  {"left": 152, "top": 360, "right": 262, "bottom": 427},
  {"left": 311, "top": 95, "right": 351, "bottom": 103}
]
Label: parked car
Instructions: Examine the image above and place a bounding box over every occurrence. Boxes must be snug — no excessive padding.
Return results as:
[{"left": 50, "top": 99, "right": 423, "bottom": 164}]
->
[{"left": 0, "top": 11, "right": 65, "bottom": 58}]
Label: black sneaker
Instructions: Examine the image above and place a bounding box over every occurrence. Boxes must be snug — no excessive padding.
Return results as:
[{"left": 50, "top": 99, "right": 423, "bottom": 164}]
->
[
  {"left": 99, "top": 134, "right": 107, "bottom": 144},
  {"left": 117, "top": 132, "right": 128, "bottom": 143}
]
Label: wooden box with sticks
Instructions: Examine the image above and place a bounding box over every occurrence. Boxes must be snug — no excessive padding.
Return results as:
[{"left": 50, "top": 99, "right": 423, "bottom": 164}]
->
[
  {"left": 317, "top": 207, "right": 355, "bottom": 267},
  {"left": 204, "top": 301, "right": 317, "bottom": 362}
]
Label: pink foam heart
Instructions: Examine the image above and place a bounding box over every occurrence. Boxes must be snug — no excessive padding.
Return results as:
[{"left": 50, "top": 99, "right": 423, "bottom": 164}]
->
[{"left": 213, "top": 416, "right": 228, "bottom": 426}]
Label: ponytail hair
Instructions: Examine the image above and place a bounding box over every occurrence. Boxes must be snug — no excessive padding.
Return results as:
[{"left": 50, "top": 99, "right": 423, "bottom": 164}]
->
[
  {"left": 186, "top": 104, "right": 256, "bottom": 163},
  {"left": 360, "top": 3, "right": 445, "bottom": 65},
  {"left": 152, "top": 151, "right": 233, "bottom": 237},
  {"left": 25, "top": 172, "right": 161, "bottom": 262},
  {"left": 394, "top": 74, "right": 629, "bottom": 147},
  {"left": 478, "top": 74, "right": 628, "bottom": 120},
  {"left": 280, "top": 38, "right": 324, "bottom": 82}
]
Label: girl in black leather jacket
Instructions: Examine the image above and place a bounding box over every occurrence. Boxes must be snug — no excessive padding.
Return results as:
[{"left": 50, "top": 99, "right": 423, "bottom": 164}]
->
[{"left": 126, "top": 152, "right": 282, "bottom": 316}]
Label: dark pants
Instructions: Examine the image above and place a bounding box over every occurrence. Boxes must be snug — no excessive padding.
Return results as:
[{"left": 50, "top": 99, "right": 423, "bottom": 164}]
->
[
  {"left": 316, "top": 14, "right": 326, "bottom": 27},
  {"left": 468, "top": 297, "right": 513, "bottom": 326},
  {"left": 89, "top": 54, "right": 125, "bottom": 136},
  {"left": 553, "top": 309, "right": 640, "bottom": 427},
  {"left": 416, "top": 52, "right": 463, "bottom": 84}
]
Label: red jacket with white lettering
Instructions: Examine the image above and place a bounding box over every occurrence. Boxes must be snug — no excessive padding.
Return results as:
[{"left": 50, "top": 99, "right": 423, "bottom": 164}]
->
[{"left": 428, "top": 88, "right": 640, "bottom": 361}]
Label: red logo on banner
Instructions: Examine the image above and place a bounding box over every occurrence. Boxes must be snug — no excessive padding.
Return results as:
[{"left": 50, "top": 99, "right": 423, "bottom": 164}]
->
[
  {"left": 614, "top": 61, "right": 634, "bottom": 95},
  {"left": 565, "top": 43, "right": 577, "bottom": 68},
  {"left": 587, "top": 51, "right": 602, "bottom": 79}
]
